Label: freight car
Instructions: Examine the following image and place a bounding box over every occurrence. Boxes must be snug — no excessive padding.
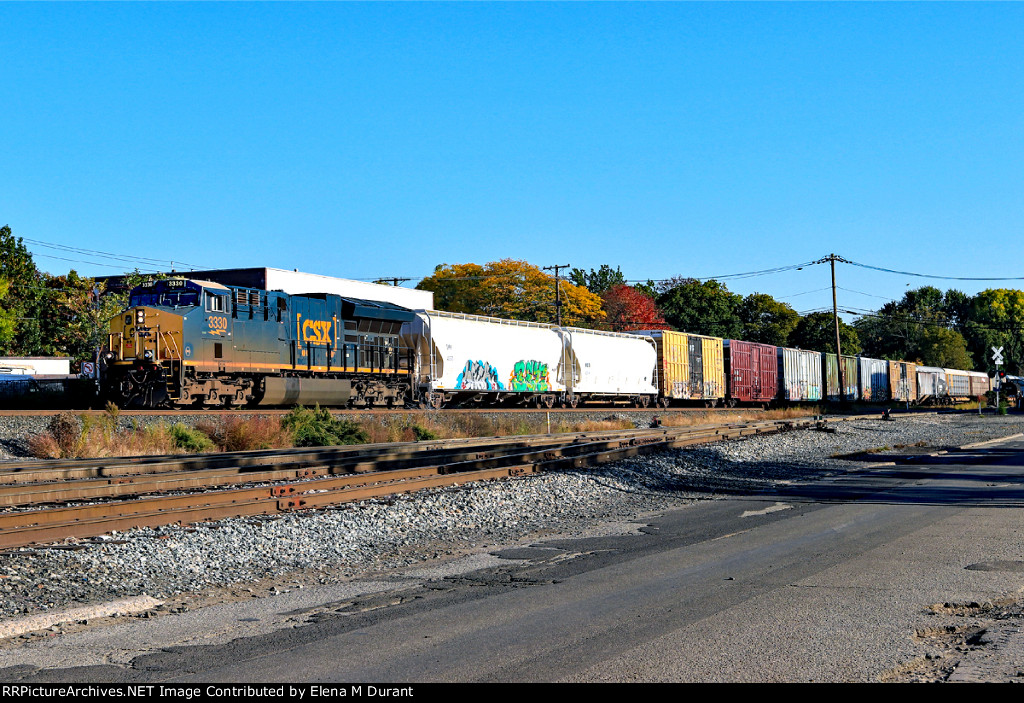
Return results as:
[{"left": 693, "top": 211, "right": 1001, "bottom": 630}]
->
[
  {"left": 632, "top": 330, "right": 725, "bottom": 407},
  {"left": 402, "top": 310, "right": 658, "bottom": 408},
  {"left": 824, "top": 353, "right": 859, "bottom": 402},
  {"left": 857, "top": 357, "right": 889, "bottom": 402},
  {"left": 103, "top": 278, "right": 415, "bottom": 408},
  {"left": 888, "top": 361, "right": 917, "bottom": 403},
  {"left": 778, "top": 347, "right": 823, "bottom": 402},
  {"left": 724, "top": 340, "right": 778, "bottom": 407},
  {"left": 915, "top": 366, "right": 949, "bottom": 404}
]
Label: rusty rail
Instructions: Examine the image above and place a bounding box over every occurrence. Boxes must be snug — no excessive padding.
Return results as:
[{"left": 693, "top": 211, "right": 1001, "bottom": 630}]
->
[{"left": 0, "top": 414, "right": 885, "bottom": 551}]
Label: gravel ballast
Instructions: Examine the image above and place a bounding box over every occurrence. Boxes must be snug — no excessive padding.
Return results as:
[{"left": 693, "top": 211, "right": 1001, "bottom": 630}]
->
[{"left": 1, "top": 412, "right": 1022, "bottom": 625}]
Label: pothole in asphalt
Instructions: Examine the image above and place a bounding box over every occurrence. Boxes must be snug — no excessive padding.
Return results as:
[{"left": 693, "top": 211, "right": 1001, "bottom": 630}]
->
[{"left": 914, "top": 624, "right": 988, "bottom": 648}]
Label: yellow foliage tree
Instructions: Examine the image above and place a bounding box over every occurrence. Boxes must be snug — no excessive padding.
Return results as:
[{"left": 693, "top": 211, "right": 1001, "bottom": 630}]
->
[{"left": 417, "top": 259, "right": 605, "bottom": 327}]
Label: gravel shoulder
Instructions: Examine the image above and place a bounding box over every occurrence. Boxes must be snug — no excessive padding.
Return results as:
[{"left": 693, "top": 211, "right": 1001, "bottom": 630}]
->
[{"left": 1, "top": 412, "right": 1023, "bottom": 681}]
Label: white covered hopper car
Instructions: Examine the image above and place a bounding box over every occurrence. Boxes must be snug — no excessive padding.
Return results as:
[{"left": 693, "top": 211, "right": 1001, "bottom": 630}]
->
[{"left": 401, "top": 310, "right": 657, "bottom": 409}]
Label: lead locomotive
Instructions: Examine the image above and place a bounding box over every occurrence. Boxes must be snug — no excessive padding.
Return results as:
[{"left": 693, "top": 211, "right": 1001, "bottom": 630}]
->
[{"left": 102, "top": 278, "right": 415, "bottom": 409}]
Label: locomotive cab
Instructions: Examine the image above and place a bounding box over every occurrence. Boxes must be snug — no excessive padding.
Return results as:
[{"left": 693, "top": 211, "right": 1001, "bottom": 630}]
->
[{"left": 104, "top": 279, "right": 229, "bottom": 408}]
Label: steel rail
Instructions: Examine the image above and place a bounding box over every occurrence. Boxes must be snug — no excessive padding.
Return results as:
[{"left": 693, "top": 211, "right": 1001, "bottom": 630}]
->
[
  {"left": 0, "top": 414, "right": 883, "bottom": 550},
  {"left": 0, "top": 425, "right": 751, "bottom": 506}
]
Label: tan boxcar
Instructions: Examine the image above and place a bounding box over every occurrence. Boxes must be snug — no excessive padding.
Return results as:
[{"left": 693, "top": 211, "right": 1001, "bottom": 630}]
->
[
  {"left": 637, "top": 330, "right": 725, "bottom": 407},
  {"left": 967, "top": 371, "right": 991, "bottom": 399},
  {"left": 888, "top": 361, "right": 917, "bottom": 403}
]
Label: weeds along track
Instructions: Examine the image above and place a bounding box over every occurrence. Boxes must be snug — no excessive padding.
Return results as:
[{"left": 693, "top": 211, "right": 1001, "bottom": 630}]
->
[{"left": 0, "top": 416, "right": 863, "bottom": 551}]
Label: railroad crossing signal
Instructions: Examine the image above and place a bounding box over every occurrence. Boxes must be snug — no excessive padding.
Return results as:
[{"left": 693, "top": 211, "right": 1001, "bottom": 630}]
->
[{"left": 992, "top": 346, "right": 1004, "bottom": 366}]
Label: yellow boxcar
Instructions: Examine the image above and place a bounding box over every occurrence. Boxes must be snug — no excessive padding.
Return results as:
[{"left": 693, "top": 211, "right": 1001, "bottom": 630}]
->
[{"left": 636, "top": 330, "right": 725, "bottom": 407}]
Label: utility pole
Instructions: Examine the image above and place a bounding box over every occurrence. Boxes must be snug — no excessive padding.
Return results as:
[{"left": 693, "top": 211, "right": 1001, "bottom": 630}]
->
[
  {"left": 375, "top": 277, "right": 411, "bottom": 287},
  {"left": 812, "top": 253, "right": 850, "bottom": 403},
  {"left": 543, "top": 264, "right": 571, "bottom": 326}
]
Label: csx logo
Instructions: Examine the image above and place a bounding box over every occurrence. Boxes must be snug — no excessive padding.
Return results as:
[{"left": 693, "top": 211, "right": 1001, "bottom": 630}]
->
[{"left": 302, "top": 319, "right": 332, "bottom": 345}]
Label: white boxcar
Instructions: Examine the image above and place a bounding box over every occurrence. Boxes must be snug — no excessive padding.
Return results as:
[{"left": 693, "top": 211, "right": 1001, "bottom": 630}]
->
[
  {"left": 559, "top": 327, "right": 658, "bottom": 401},
  {"left": 916, "top": 366, "right": 949, "bottom": 403},
  {"left": 944, "top": 368, "right": 971, "bottom": 400},
  {"left": 402, "top": 311, "right": 566, "bottom": 406},
  {"left": 777, "top": 348, "right": 822, "bottom": 402},
  {"left": 858, "top": 357, "right": 889, "bottom": 402}
]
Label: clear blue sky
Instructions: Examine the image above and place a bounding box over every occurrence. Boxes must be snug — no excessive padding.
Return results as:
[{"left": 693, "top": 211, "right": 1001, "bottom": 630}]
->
[{"left": 3, "top": 3, "right": 1023, "bottom": 320}]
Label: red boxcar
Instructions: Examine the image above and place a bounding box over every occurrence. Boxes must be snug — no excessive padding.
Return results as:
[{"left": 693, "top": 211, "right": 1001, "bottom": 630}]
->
[{"left": 725, "top": 340, "right": 779, "bottom": 405}]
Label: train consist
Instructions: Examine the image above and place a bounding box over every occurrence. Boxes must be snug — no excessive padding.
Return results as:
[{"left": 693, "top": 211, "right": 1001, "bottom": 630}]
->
[{"left": 101, "top": 277, "right": 993, "bottom": 409}]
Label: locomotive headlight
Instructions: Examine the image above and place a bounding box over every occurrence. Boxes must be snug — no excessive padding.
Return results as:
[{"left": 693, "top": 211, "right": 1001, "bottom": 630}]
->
[
  {"left": 136, "top": 309, "right": 145, "bottom": 324},
  {"left": 143, "top": 350, "right": 154, "bottom": 361}
]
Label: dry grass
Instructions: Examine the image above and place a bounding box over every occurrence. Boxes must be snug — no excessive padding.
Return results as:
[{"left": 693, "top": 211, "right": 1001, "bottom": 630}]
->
[
  {"left": 196, "top": 416, "right": 293, "bottom": 452},
  {"left": 27, "top": 404, "right": 826, "bottom": 460},
  {"left": 29, "top": 412, "right": 183, "bottom": 459}
]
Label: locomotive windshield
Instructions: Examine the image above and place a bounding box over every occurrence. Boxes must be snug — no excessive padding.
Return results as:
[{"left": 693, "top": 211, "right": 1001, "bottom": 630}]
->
[{"left": 127, "top": 279, "right": 202, "bottom": 309}]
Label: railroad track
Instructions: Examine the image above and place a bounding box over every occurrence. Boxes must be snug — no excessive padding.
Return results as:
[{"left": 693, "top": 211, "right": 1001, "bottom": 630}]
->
[{"left": 0, "top": 414, "right": 872, "bottom": 551}]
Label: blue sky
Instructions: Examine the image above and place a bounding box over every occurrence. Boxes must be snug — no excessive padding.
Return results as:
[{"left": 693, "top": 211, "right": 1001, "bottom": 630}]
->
[{"left": 2, "top": 3, "right": 1023, "bottom": 319}]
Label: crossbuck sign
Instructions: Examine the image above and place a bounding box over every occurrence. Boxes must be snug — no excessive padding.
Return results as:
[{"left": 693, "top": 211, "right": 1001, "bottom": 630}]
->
[{"left": 992, "top": 346, "right": 1004, "bottom": 366}]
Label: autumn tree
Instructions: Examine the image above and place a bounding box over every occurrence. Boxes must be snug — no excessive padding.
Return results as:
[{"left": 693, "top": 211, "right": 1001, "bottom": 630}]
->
[
  {"left": 601, "top": 284, "right": 669, "bottom": 331},
  {"left": 789, "top": 312, "right": 861, "bottom": 355},
  {"left": 417, "top": 260, "right": 605, "bottom": 326},
  {"left": 737, "top": 293, "right": 799, "bottom": 346},
  {"left": 656, "top": 278, "right": 742, "bottom": 338}
]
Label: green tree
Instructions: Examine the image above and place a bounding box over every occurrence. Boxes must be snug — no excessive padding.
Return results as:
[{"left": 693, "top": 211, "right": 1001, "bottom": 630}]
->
[
  {"left": 0, "top": 225, "right": 43, "bottom": 356},
  {"left": 656, "top": 278, "right": 742, "bottom": 338},
  {"left": 854, "top": 286, "right": 975, "bottom": 364},
  {"left": 789, "top": 312, "right": 861, "bottom": 355},
  {"left": 737, "top": 293, "right": 799, "bottom": 346},
  {"left": 569, "top": 265, "right": 626, "bottom": 296},
  {"left": 917, "top": 326, "right": 973, "bottom": 368},
  {"left": 0, "top": 279, "right": 17, "bottom": 349}
]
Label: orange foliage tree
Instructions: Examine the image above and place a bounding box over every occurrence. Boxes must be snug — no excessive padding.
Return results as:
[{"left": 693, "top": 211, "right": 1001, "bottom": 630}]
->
[{"left": 417, "top": 259, "right": 605, "bottom": 327}]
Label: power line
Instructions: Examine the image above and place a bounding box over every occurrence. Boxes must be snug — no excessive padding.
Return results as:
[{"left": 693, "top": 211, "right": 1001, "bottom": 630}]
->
[
  {"left": 844, "top": 258, "right": 1024, "bottom": 281},
  {"left": 33, "top": 253, "right": 167, "bottom": 273},
  {"left": 23, "top": 237, "right": 207, "bottom": 270}
]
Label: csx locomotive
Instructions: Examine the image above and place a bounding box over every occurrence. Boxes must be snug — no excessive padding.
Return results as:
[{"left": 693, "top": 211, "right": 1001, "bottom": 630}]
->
[{"left": 103, "top": 278, "right": 415, "bottom": 408}]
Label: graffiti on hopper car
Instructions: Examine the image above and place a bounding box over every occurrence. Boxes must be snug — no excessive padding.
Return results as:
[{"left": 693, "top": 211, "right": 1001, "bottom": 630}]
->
[
  {"left": 456, "top": 360, "right": 504, "bottom": 390},
  {"left": 509, "top": 360, "right": 550, "bottom": 392}
]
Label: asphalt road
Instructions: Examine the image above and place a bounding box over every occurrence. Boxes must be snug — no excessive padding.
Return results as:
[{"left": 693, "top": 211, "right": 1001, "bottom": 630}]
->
[{"left": 7, "top": 435, "right": 1024, "bottom": 682}]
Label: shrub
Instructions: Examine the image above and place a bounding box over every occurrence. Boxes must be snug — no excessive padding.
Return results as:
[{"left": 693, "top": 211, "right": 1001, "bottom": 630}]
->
[
  {"left": 169, "top": 423, "right": 216, "bottom": 453},
  {"left": 411, "top": 424, "right": 439, "bottom": 441},
  {"left": 282, "top": 405, "right": 369, "bottom": 447},
  {"left": 48, "top": 412, "right": 84, "bottom": 457}
]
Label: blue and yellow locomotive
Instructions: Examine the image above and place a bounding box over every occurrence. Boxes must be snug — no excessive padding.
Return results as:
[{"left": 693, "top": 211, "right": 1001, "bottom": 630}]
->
[{"left": 102, "top": 278, "right": 415, "bottom": 408}]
